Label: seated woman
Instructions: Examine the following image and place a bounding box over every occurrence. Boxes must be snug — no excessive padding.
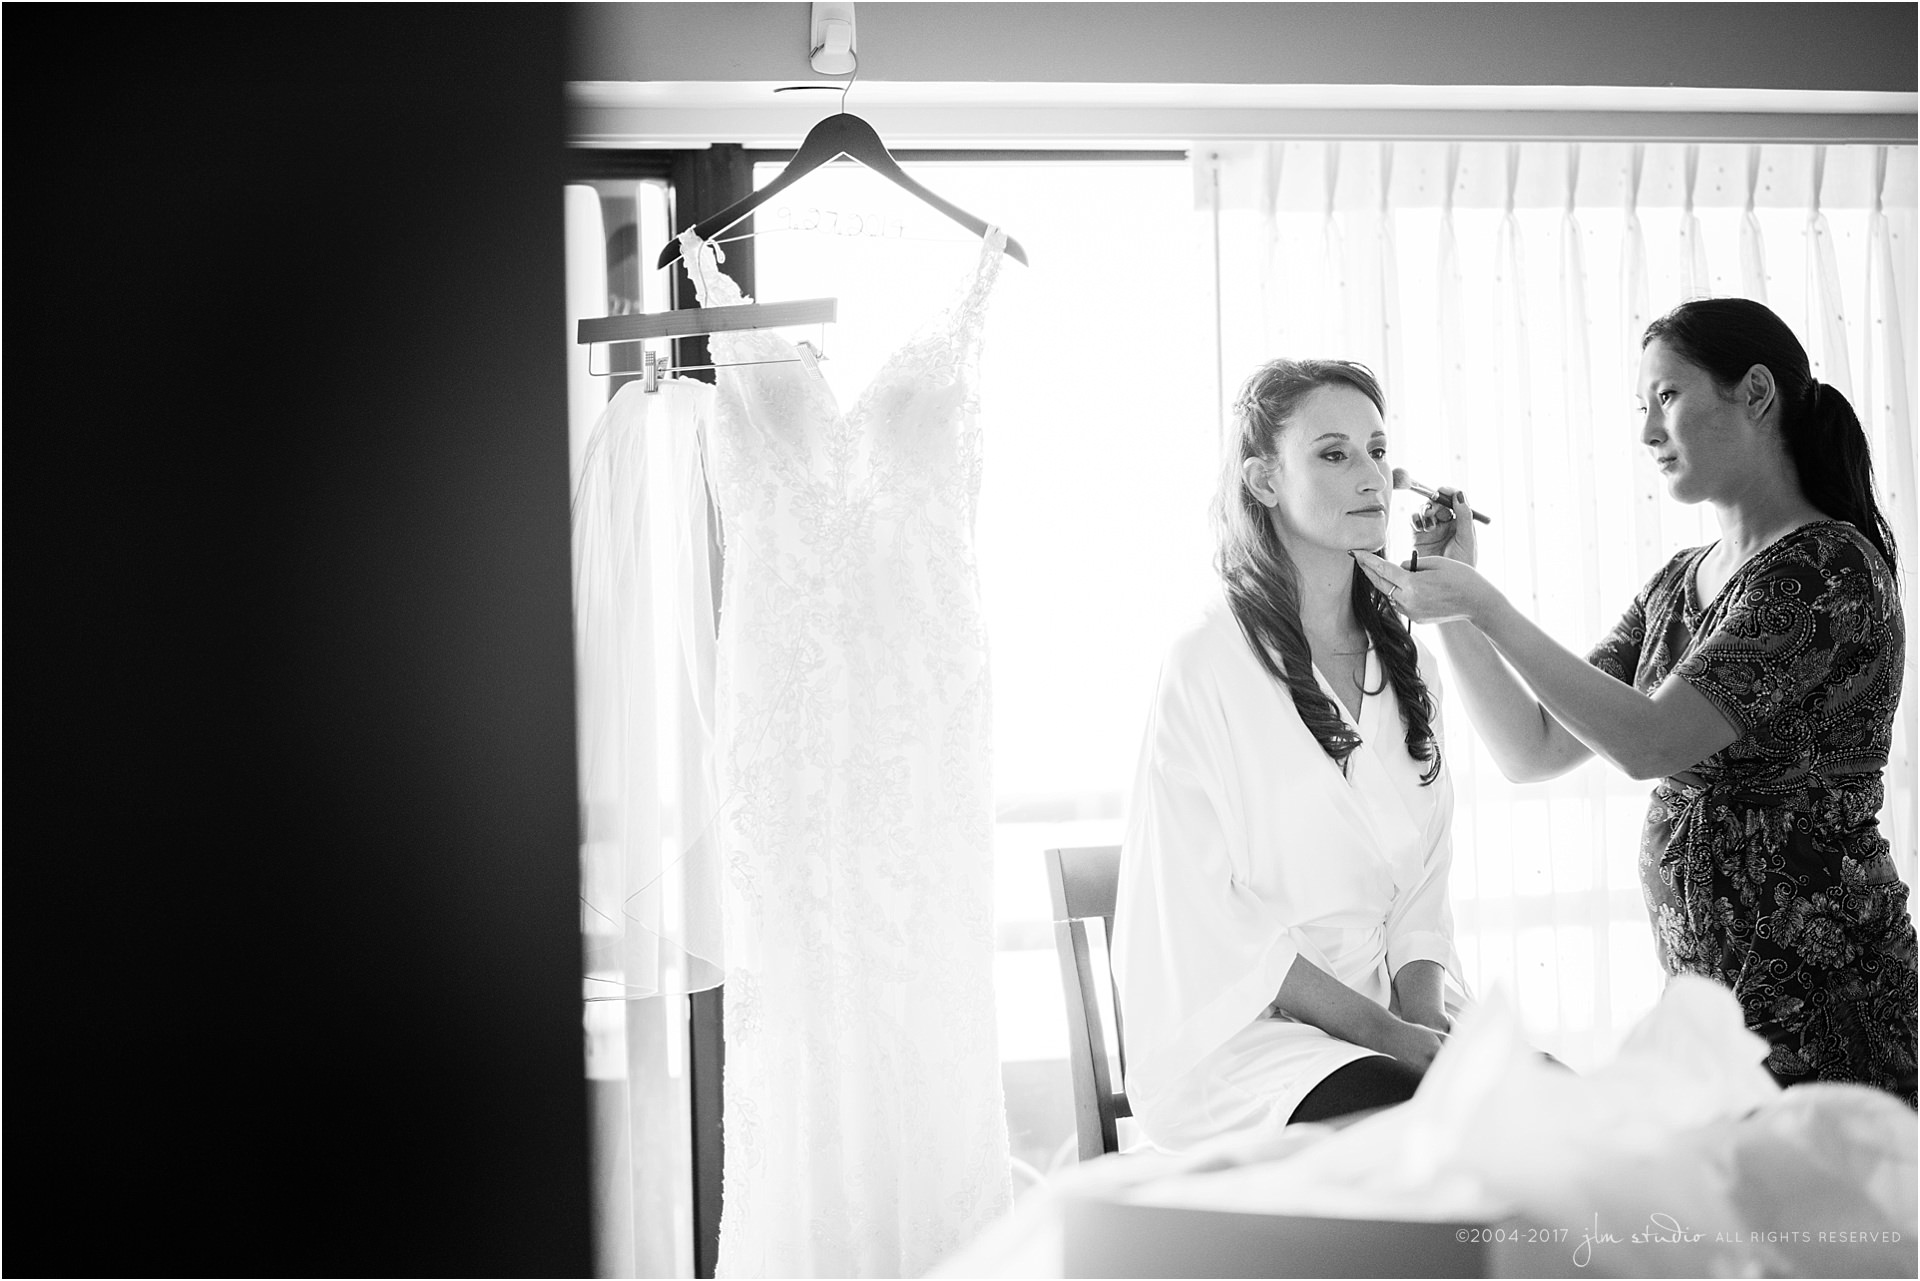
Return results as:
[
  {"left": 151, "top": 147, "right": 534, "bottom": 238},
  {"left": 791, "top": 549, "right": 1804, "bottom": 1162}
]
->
[
  {"left": 1356, "top": 298, "right": 1916, "bottom": 1106},
  {"left": 1111, "top": 358, "right": 1465, "bottom": 1151}
]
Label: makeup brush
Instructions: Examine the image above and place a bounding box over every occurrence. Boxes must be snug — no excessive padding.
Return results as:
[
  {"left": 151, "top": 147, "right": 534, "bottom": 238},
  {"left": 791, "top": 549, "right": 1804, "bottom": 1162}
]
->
[{"left": 1392, "top": 468, "right": 1492, "bottom": 525}]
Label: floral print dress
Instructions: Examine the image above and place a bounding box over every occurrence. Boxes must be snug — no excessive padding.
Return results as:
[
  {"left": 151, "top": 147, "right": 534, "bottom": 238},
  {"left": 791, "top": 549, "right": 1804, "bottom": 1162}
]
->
[{"left": 1588, "top": 520, "right": 1916, "bottom": 1105}]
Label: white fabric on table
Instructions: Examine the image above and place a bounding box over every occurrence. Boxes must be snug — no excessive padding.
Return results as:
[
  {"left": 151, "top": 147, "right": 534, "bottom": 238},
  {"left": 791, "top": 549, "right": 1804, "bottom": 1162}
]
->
[{"left": 934, "top": 977, "right": 1915, "bottom": 1280}]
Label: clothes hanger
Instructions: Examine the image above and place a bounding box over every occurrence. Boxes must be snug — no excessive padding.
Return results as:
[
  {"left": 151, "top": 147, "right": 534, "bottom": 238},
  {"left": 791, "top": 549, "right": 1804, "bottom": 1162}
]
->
[
  {"left": 594, "top": 65, "right": 1023, "bottom": 391},
  {"left": 655, "top": 63, "right": 1028, "bottom": 271},
  {"left": 576, "top": 299, "right": 836, "bottom": 390}
]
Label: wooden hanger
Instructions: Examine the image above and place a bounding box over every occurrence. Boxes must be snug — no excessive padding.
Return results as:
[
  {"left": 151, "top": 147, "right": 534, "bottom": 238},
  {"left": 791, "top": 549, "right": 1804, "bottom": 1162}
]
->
[
  {"left": 576, "top": 298, "right": 838, "bottom": 349},
  {"left": 655, "top": 110, "right": 1029, "bottom": 271},
  {"left": 576, "top": 299, "right": 837, "bottom": 389}
]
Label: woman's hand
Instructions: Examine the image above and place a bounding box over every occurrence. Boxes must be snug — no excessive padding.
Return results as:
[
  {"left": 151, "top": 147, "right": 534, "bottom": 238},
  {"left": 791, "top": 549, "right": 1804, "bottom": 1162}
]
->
[
  {"left": 1351, "top": 549, "right": 1504, "bottom": 627},
  {"left": 1381, "top": 1017, "right": 1447, "bottom": 1071},
  {"left": 1276, "top": 955, "right": 1451, "bottom": 1073},
  {"left": 1410, "top": 488, "right": 1478, "bottom": 567}
]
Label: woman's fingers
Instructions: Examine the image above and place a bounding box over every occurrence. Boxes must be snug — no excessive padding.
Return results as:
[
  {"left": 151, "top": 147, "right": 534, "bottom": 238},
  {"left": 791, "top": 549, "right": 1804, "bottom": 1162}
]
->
[
  {"left": 1420, "top": 487, "right": 1477, "bottom": 566},
  {"left": 1412, "top": 497, "right": 1463, "bottom": 561},
  {"left": 1356, "top": 547, "right": 1484, "bottom": 624},
  {"left": 1350, "top": 549, "right": 1409, "bottom": 595},
  {"left": 1353, "top": 560, "right": 1388, "bottom": 595}
]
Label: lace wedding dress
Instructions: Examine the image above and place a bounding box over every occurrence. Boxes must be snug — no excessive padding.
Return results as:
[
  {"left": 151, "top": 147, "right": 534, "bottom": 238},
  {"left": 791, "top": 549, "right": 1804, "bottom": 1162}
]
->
[{"left": 681, "top": 229, "right": 1015, "bottom": 1277}]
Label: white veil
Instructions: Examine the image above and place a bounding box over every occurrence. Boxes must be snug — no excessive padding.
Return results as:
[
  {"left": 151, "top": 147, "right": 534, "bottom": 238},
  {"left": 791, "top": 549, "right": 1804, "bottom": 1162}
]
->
[{"left": 573, "top": 378, "right": 726, "bottom": 1001}]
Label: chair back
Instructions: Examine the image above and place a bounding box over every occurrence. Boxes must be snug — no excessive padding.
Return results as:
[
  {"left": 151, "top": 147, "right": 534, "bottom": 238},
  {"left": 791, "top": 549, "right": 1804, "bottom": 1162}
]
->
[{"left": 1043, "top": 844, "right": 1131, "bottom": 1160}]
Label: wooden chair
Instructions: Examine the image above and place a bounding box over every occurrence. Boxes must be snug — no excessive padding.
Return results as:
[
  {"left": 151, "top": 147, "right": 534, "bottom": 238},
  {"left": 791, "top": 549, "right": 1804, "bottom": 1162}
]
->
[{"left": 1044, "top": 844, "right": 1131, "bottom": 1160}]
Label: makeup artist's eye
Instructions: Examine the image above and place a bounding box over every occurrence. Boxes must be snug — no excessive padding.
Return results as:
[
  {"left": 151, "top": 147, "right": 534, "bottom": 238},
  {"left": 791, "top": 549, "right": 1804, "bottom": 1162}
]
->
[{"left": 1657, "top": 389, "right": 1676, "bottom": 405}]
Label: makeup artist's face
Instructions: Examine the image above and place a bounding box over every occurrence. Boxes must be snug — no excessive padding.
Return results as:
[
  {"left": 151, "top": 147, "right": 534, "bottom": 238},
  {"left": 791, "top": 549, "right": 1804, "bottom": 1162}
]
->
[
  {"left": 1264, "top": 384, "right": 1391, "bottom": 555},
  {"left": 1635, "top": 339, "right": 1748, "bottom": 505}
]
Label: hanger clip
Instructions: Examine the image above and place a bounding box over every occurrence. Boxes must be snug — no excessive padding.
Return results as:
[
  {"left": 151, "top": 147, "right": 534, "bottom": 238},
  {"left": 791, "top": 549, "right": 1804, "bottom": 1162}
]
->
[
  {"left": 641, "top": 349, "right": 661, "bottom": 393},
  {"left": 794, "top": 340, "right": 823, "bottom": 380}
]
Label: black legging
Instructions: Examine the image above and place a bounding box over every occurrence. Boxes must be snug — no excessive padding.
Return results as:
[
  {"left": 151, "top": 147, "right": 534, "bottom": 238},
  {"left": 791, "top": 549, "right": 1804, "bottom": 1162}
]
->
[{"left": 1288, "top": 1054, "right": 1423, "bottom": 1124}]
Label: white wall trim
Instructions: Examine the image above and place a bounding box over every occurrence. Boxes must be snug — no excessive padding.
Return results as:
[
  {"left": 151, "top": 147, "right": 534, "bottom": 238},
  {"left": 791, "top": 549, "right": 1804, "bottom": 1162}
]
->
[{"left": 568, "top": 81, "right": 1919, "bottom": 149}]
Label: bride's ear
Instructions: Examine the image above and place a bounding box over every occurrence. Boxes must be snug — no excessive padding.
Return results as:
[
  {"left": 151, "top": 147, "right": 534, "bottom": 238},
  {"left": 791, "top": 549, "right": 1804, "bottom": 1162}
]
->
[{"left": 1241, "top": 456, "right": 1281, "bottom": 509}]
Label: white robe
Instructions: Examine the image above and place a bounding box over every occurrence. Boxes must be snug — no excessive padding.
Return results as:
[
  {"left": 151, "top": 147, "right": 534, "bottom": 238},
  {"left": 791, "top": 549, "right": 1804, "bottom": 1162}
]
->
[{"left": 1111, "top": 594, "right": 1463, "bottom": 1151}]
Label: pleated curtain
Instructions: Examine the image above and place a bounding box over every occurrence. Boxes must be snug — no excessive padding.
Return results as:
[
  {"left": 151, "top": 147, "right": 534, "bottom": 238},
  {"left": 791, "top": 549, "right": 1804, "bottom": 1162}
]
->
[
  {"left": 1864, "top": 147, "right": 1920, "bottom": 869},
  {"left": 1196, "top": 140, "right": 1918, "bottom": 1068}
]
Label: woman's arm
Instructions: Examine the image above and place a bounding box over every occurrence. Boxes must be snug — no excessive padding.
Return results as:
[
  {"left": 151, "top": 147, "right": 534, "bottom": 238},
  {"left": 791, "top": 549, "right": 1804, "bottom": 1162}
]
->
[
  {"left": 1429, "top": 620, "right": 1594, "bottom": 783},
  {"left": 1353, "top": 552, "right": 1740, "bottom": 781},
  {"left": 1408, "top": 492, "right": 1591, "bottom": 783},
  {"left": 1390, "top": 959, "right": 1449, "bottom": 1033},
  {"left": 1274, "top": 954, "right": 1445, "bottom": 1070},
  {"left": 1471, "top": 593, "right": 1739, "bottom": 779}
]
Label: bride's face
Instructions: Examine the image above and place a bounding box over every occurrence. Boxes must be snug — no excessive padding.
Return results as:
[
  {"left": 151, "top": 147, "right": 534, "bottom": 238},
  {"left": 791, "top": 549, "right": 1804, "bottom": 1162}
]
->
[{"left": 1248, "top": 384, "right": 1391, "bottom": 555}]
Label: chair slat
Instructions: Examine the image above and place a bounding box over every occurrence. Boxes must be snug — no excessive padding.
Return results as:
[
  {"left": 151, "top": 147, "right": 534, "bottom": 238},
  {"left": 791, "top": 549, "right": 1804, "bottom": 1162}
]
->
[
  {"left": 1052, "top": 919, "right": 1108, "bottom": 1161},
  {"left": 1044, "top": 845, "right": 1129, "bottom": 1159},
  {"left": 1046, "top": 844, "right": 1123, "bottom": 924}
]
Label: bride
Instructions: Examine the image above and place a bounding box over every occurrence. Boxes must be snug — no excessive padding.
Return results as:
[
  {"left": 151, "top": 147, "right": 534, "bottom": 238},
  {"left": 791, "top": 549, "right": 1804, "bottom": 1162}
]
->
[{"left": 1112, "top": 357, "right": 1465, "bottom": 1150}]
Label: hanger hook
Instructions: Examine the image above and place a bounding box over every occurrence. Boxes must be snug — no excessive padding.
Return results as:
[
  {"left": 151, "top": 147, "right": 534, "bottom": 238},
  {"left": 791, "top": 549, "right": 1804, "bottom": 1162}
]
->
[{"left": 839, "top": 51, "right": 858, "bottom": 114}]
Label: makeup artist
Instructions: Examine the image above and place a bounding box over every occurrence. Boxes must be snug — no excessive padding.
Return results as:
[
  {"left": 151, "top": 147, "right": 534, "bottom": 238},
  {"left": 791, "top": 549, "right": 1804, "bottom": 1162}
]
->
[{"left": 1354, "top": 297, "right": 1916, "bottom": 1107}]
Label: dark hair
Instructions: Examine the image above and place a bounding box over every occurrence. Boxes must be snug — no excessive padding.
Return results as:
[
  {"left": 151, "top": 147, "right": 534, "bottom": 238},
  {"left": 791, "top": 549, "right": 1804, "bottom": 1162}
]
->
[
  {"left": 1642, "top": 297, "right": 1898, "bottom": 583},
  {"left": 1214, "top": 358, "right": 1441, "bottom": 784}
]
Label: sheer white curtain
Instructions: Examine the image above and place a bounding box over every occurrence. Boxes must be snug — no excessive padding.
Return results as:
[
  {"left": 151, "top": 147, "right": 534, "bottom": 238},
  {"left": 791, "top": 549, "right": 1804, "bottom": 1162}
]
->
[{"left": 1199, "top": 140, "right": 1918, "bottom": 1068}]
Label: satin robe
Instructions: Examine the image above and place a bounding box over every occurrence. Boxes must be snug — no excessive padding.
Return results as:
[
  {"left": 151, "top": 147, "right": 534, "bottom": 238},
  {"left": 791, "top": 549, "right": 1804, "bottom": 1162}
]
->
[{"left": 1112, "top": 595, "right": 1463, "bottom": 1151}]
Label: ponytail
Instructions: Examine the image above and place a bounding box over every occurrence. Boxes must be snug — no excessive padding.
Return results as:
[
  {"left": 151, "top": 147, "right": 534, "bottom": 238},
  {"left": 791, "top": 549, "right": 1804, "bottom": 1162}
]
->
[
  {"left": 1786, "top": 378, "right": 1899, "bottom": 583},
  {"left": 1643, "top": 298, "right": 1899, "bottom": 584}
]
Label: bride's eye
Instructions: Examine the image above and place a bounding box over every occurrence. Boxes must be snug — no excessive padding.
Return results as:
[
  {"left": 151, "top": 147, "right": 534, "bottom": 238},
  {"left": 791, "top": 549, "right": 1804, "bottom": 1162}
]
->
[
  {"left": 1322, "top": 450, "right": 1347, "bottom": 463},
  {"left": 1369, "top": 447, "right": 1387, "bottom": 460}
]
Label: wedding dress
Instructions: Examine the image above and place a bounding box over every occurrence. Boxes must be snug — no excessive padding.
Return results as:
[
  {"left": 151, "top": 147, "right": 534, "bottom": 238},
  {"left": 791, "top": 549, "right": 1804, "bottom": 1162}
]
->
[{"left": 681, "top": 229, "right": 1015, "bottom": 1277}]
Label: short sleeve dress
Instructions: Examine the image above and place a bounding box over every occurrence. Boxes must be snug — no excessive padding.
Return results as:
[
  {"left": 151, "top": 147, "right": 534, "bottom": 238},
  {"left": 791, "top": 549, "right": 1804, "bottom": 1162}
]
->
[{"left": 1588, "top": 519, "right": 1916, "bottom": 1105}]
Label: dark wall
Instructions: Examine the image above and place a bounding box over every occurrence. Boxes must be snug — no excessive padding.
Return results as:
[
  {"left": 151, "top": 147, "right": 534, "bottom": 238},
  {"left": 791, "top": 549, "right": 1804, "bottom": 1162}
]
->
[
  {"left": 6, "top": 8, "right": 590, "bottom": 1275},
  {"left": 572, "top": 2, "right": 1919, "bottom": 92}
]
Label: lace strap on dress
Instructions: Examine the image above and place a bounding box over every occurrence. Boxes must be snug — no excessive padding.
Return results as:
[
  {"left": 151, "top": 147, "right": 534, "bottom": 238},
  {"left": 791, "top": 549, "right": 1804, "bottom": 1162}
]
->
[
  {"left": 678, "top": 230, "right": 749, "bottom": 308},
  {"left": 955, "top": 225, "right": 1009, "bottom": 317}
]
